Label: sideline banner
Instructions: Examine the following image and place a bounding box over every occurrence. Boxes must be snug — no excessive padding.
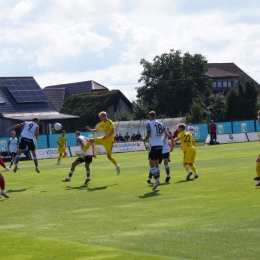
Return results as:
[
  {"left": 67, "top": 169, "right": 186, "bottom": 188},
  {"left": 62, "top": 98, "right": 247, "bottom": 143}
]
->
[
  {"left": 247, "top": 132, "right": 259, "bottom": 142},
  {"left": 1, "top": 151, "right": 31, "bottom": 162},
  {"left": 34, "top": 147, "right": 70, "bottom": 159},
  {"left": 205, "top": 133, "right": 248, "bottom": 144}
]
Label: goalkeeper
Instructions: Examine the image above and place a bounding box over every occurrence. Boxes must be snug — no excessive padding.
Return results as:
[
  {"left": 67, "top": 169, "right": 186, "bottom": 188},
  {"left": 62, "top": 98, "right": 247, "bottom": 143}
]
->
[{"left": 62, "top": 131, "right": 96, "bottom": 184}]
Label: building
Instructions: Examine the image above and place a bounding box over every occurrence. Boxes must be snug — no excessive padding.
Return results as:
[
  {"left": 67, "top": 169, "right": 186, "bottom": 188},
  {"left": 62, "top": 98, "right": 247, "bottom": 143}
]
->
[
  {"left": 43, "top": 80, "right": 109, "bottom": 111},
  {"left": 205, "top": 62, "right": 260, "bottom": 94},
  {"left": 0, "top": 77, "right": 79, "bottom": 137}
]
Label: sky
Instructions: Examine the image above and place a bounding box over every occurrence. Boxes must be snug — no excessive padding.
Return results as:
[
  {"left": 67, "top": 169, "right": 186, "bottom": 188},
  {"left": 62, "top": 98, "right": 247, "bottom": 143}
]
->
[{"left": 1, "top": 0, "right": 260, "bottom": 101}]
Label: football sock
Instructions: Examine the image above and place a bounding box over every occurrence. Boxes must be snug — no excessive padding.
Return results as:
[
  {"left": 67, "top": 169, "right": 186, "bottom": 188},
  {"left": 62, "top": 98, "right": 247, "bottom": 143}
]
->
[
  {"left": 184, "top": 165, "right": 190, "bottom": 172},
  {"left": 83, "top": 142, "right": 91, "bottom": 153},
  {"left": 86, "top": 171, "right": 90, "bottom": 178},
  {"left": 58, "top": 155, "right": 62, "bottom": 161},
  {"left": 15, "top": 156, "right": 21, "bottom": 165},
  {"left": 256, "top": 162, "right": 260, "bottom": 177},
  {"left": 109, "top": 156, "right": 118, "bottom": 166},
  {"left": 0, "top": 177, "right": 5, "bottom": 190},
  {"left": 33, "top": 157, "right": 38, "bottom": 168},
  {"left": 151, "top": 167, "right": 159, "bottom": 179},
  {"left": 62, "top": 154, "right": 66, "bottom": 158},
  {"left": 190, "top": 165, "right": 197, "bottom": 173},
  {"left": 0, "top": 159, "right": 6, "bottom": 168},
  {"left": 165, "top": 164, "right": 170, "bottom": 174},
  {"left": 68, "top": 171, "right": 73, "bottom": 178},
  {"left": 10, "top": 161, "right": 13, "bottom": 167},
  {"left": 148, "top": 170, "right": 152, "bottom": 179}
]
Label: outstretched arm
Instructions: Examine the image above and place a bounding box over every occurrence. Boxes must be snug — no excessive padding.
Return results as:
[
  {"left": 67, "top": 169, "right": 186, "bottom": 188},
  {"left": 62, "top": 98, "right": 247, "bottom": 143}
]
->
[
  {"left": 7, "top": 124, "right": 21, "bottom": 132},
  {"left": 85, "top": 126, "right": 99, "bottom": 133}
]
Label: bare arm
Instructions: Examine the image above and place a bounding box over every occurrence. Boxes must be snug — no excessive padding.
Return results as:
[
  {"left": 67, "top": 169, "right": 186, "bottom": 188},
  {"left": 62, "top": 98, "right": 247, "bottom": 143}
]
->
[
  {"left": 144, "top": 132, "right": 151, "bottom": 141},
  {"left": 7, "top": 124, "right": 21, "bottom": 132},
  {"left": 35, "top": 129, "right": 39, "bottom": 140},
  {"left": 169, "top": 136, "right": 174, "bottom": 152},
  {"left": 85, "top": 126, "right": 99, "bottom": 133}
]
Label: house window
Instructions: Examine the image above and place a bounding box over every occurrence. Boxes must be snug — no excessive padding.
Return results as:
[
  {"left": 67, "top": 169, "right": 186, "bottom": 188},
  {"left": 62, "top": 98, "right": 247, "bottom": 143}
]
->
[
  {"left": 0, "top": 96, "right": 5, "bottom": 103},
  {"left": 217, "top": 81, "right": 222, "bottom": 88},
  {"left": 228, "top": 81, "right": 233, "bottom": 87},
  {"left": 223, "top": 81, "right": 228, "bottom": 88},
  {"left": 213, "top": 82, "right": 217, "bottom": 88}
]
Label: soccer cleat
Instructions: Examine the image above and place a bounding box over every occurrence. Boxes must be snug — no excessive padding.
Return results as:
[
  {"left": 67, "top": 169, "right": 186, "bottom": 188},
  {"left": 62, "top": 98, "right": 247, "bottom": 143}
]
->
[
  {"left": 35, "top": 168, "right": 40, "bottom": 173},
  {"left": 116, "top": 165, "right": 120, "bottom": 175},
  {"left": 256, "top": 182, "right": 260, "bottom": 187},
  {"left": 1, "top": 191, "right": 9, "bottom": 198},
  {"left": 57, "top": 161, "right": 61, "bottom": 165},
  {"left": 254, "top": 177, "right": 260, "bottom": 181},
  {"left": 152, "top": 181, "right": 160, "bottom": 190},
  {"left": 62, "top": 178, "right": 71, "bottom": 182},
  {"left": 13, "top": 165, "right": 18, "bottom": 173},
  {"left": 165, "top": 176, "right": 171, "bottom": 183},
  {"left": 84, "top": 178, "right": 91, "bottom": 185},
  {"left": 5, "top": 166, "right": 12, "bottom": 172},
  {"left": 194, "top": 174, "right": 199, "bottom": 179},
  {"left": 145, "top": 179, "right": 151, "bottom": 184},
  {"left": 186, "top": 172, "right": 193, "bottom": 181}
]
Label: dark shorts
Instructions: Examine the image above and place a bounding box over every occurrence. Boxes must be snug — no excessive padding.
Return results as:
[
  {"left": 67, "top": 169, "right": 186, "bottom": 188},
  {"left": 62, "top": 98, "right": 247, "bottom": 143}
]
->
[
  {"left": 19, "top": 137, "right": 35, "bottom": 151},
  {"left": 148, "top": 146, "right": 163, "bottom": 160},
  {"left": 76, "top": 156, "right": 92, "bottom": 164},
  {"left": 11, "top": 152, "right": 17, "bottom": 158},
  {"left": 159, "top": 152, "right": 170, "bottom": 164}
]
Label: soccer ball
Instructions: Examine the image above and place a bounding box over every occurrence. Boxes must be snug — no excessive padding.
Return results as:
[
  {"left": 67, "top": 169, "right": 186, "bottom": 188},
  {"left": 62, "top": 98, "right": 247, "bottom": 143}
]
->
[{"left": 54, "top": 122, "right": 62, "bottom": 131}]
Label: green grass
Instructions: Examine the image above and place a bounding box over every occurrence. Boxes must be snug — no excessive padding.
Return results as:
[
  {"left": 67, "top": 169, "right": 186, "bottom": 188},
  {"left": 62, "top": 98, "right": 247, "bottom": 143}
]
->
[{"left": 1, "top": 142, "right": 260, "bottom": 260}]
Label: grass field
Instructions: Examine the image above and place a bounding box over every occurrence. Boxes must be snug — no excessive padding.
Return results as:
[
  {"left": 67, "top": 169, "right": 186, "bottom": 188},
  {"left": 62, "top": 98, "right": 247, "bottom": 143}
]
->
[{"left": 1, "top": 142, "right": 260, "bottom": 260}]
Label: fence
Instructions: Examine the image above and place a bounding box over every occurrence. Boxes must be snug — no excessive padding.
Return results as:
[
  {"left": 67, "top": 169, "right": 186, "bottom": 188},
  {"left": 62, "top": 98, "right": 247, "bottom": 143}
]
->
[{"left": 0, "top": 119, "right": 259, "bottom": 151}]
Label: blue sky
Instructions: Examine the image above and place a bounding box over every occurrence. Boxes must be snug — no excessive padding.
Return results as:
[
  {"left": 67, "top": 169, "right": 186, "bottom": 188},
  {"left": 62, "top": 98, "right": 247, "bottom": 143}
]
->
[{"left": 1, "top": 0, "right": 260, "bottom": 101}]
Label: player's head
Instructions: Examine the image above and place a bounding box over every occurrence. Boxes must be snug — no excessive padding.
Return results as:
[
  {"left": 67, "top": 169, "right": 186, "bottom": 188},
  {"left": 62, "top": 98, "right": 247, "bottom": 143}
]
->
[
  {"left": 99, "top": 111, "right": 107, "bottom": 121},
  {"left": 258, "top": 110, "right": 260, "bottom": 115},
  {"left": 75, "top": 130, "right": 81, "bottom": 137},
  {"left": 177, "top": 123, "right": 186, "bottom": 132},
  {"left": 32, "top": 118, "right": 40, "bottom": 124},
  {"left": 148, "top": 111, "right": 156, "bottom": 120},
  {"left": 211, "top": 120, "right": 214, "bottom": 123},
  {"left": 11, "top": 131, "right": 16, "bottom": 137},
  {"left": 62, "top": 130, "right": 66, "bottom": 136},
  {"left": 189, "top": 122, "right": 192, "bottom": 125}
]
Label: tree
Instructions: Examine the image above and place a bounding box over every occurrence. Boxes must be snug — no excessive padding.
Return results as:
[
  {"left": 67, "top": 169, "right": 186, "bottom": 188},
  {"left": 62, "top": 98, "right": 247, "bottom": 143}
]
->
[
  {"left": 226, "top": 87, "right": 240, "bottom": 121},
  {"left": 132, "top": 98, "right": 149, "bottom": 120},
  {"left": 114, "top": 108, "right": 133, "bottom": 121},
  {"left": 243, "top": 81, "right": 258, "bottom": 119},
  {"left": 186, "top": 97, "right": 207, "bottom": 123},
  {"left": 207, "top": 93, "right": 227, "bottom": 122},
  {"left": 136, "top": 49, "right": 213, "bottom": 118}
]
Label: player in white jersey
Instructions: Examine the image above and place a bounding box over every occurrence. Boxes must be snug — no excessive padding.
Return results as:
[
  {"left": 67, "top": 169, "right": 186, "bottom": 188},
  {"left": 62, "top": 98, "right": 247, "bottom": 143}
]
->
[
  {"left": 8, "top": 131, "right": 19, "bottom": 169},
  {"left": 62, "top": 131, "right": 96, "bottom": 184},
  {"left": 144, "top": 111, "right": 167, "bottom": 190},
  {"left": 188, "top": 122, "right": 195, "bottom": 136},
  {"left": 7, "top": 118, "right": 40, "bottom": 173}
]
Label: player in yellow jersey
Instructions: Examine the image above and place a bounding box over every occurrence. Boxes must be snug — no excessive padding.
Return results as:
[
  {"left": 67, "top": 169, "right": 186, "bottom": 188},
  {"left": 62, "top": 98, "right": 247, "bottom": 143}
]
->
[
  {"left": 173, "top": 123, "right": 198, "bottom": 181},
  {"left": 57, "top": 130, "right": 67, "bottom": 165},
  {"left": 83, "top": 111, "right": 120, "bottom": 174}
]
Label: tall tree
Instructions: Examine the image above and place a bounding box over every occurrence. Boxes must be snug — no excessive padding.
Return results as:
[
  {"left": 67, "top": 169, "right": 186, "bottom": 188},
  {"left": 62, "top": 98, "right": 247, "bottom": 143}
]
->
[
  {"left": 136, "top": 49, "right": 212, "bottom": 118},
  {"left": 207, "top": 93, "right": 227, "bottom": 122},
  {"left": 244, "top": 81, "right": 258, "bottom": 119},
  {"left": 226, "top": 87, "right": 240, "bottom": 121}
]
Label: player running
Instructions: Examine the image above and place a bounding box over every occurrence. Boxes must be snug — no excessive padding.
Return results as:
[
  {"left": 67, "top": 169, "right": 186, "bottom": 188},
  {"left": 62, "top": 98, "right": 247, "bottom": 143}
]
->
[
  {"left": 144, "top": 111, "right": 167, "bottom": 190},
  {"left": 173, "top": 123, "right": 198, "bottom": 180},
  {"left": 8, "top": 131, "right": 19, "bottom": 170},
  {"left": 0, "top": 172, "right": 9, "bottom": 198},
  {"left": 7, "top": 118, "right": 40, "bottom": 173},
  {"left": 56, "top": 130, "right": 67, "bottom": 165},
  {"left": 62, "top": 131, "right": 96, "bottom": 184},
  {"left": 83, "top": 111, "right": 120, "bottom": 174}
]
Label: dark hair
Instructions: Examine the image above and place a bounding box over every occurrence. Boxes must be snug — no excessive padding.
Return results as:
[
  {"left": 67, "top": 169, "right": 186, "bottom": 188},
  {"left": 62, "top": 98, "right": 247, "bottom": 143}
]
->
[
  {"left": 32, "top": 118, "right": 39, "bottom": 122},
  {"left": 75, "top": 130, "right": 81, "bottom": 135},
  {"left": 148, "top": 111, "right": 156, "bottom": 119}
]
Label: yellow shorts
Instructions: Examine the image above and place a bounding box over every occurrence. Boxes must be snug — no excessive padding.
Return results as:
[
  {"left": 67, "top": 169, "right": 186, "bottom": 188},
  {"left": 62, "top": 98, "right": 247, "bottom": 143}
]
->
[
  {"left": 183, "top": 147, "right": 196, "bottom": 164},
  {"left": 58, "top": 147, "right": 66, "bottom": 154},
  {"left": 94, "top": 137, "right": 113, "bottom": 155}
]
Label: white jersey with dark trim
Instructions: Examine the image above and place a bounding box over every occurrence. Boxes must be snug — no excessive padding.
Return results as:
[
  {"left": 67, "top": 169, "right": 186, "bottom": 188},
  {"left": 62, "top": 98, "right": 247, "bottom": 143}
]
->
[
  {"left": 146, "top": 120, "right": 165, "bottom": 147},
  {"left": 8, "top": 137, "right": 18, "bottom": 153},
  {"left": 162, "top": 133, "right": 171, "bottom": 154},
  {"left": 21, "top": 121, "right": 39, "bottom": 139},
  {"left": 76, "top": 135, "right": 92, "bottom": 155}
]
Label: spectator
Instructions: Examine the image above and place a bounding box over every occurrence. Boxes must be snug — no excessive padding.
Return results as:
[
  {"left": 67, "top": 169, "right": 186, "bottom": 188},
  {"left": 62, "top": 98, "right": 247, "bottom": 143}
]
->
[
  {"left": 209, "top": 120, "right": 217, "bottom": 143},
  {"left": 124, "top": 132, "right": 131, "bottom": 142},
  {"left": 131, "top": 133, "right": 136, "bottom": 141},
  {"left": 117, "top": 133, "right": 124, "bottom": 142},
  {"left": 188, "top": 122, "right": 195, "bottom": 136},
  {"left": 114, "top": 134, "right": 119, "bottom": 142},
  {"left": 135, "top": 131, "right": 142, "bottom": 141}
]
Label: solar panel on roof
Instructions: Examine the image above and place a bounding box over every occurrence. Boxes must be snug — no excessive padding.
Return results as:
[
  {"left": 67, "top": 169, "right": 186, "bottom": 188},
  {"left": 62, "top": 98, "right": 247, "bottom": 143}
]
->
[{"left": 2, "top": 78, "right": 49, "bottom": 103}]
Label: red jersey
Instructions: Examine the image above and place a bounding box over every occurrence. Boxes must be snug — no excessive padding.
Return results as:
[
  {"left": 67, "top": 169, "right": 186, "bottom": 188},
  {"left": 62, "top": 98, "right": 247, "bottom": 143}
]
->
[{"left": 210, "top": 123, "right": 216, "bottom": 133}]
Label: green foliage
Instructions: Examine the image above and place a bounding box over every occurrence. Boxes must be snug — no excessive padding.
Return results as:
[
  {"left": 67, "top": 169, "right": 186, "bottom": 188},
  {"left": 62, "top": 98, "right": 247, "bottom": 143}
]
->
[
  {"left": 132, "top": 98, "right": 150, "bottom": 120},
  {"left": 186, "top": 97, "right": 207, "bottom": 123},
  {"left": 207, "top": 92, "right": 227, "bottom": 121},
  {"left": 2, "top": 143, "right": 260, "bottom": 259},
  {"left": 60, "top": 90, "right": 120, "bottom": 130},
  {"left": 136, "top": 49, "right": 213, "bottom": 118},
  {"left": 114, "top": 107, "right": 133, "bottom": 121}
]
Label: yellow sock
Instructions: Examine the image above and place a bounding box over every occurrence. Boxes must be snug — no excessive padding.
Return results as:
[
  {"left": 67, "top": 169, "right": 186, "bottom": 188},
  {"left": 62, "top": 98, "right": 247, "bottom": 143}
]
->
[
  {"left": 256, "top": 162, "right": 260, "bottom": 177},
  {"left": 58, "top": 155, "right": 62, "bottom": 161},
  {"left": 83, "top": 142, "right": 91, "bottom": 153},
  {"left": 184, "top": 165, "right": 190, "bottom": 172},
  {"left": 191, "top": 165, "right": 197, "bottom": 173},
  {"left": 109, "top": 156, "right": 118, "bottom": 166}
]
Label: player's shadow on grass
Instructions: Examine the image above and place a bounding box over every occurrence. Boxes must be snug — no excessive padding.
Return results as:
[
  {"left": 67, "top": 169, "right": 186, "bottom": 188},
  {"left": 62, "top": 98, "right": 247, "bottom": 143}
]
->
[
  {"left": 65, "top": 184, "right": 118, "bottom": 191},
  {"left": 139, "top": 190, "right": 161, "bottom": 199},
  {"left": 175, "top": 179, "right": 194, "bottom": 184},
  {"left": 7, "top": 186, "right": 35, "bottom": 193}
]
